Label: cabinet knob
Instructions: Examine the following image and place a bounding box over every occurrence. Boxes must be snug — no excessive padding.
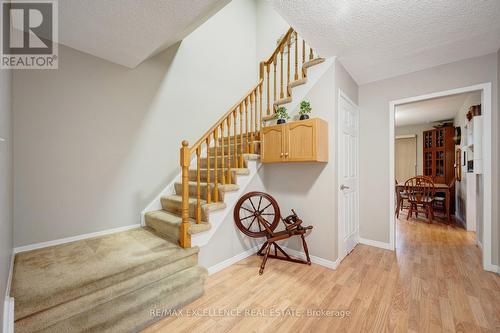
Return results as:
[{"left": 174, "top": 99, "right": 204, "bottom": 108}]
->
[
  {"left": 285, "top": 152, "right": 289, "bottom": 157},
  {"left": 280, "top": 152, "right": 284, "bottom": 157}
]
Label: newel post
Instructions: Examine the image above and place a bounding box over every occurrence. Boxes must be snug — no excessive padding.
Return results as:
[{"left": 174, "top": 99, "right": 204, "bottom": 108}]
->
[{"left": 180, "top": 140, "right": 191, "bottom": 248}]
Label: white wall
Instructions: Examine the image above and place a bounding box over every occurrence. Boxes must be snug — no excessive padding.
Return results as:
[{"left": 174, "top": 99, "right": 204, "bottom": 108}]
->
[
  {"left": 359, "top": 53, "right": 498, "bottom": 265},
  {"left": 12, "top": 0, "right": 258, "bottom": 246},
  {"left": 256, "top": 0, "right": 289, "bottom": 61},
  {"left": 0, "top": 69, "right": 13, "bottom": 330}
]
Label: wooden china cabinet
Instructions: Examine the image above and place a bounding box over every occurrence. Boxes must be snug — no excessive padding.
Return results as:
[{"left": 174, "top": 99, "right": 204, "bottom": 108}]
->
[{"left": 422, "top": 126, "right": 455, "bottom": 184}]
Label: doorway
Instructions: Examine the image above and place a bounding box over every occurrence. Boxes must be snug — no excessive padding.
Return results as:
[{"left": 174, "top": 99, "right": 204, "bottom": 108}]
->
[{"left": 389, "top": 83, "right": 494, "bottom": 272}]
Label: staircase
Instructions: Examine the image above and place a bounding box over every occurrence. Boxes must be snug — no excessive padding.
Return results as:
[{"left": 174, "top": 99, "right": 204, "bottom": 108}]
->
[
  {"left": 10, "top": 27, "right": 329, "bottom": 333},
  {"left": 145, "top": 27, "right": 328, "bottom": 249},
  {"left": 11, "top": 228, "right": 206, "bottom": 333}
]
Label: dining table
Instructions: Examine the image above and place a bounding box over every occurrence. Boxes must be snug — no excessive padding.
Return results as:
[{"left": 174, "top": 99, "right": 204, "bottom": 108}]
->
[{"left": 396, "top": 182, "right": 453, "bottom": 222}]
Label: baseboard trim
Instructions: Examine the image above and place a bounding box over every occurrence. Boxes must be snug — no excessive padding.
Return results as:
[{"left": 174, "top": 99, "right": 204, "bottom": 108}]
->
[
  {"left": 207, "top": 244, "right": 262, "bottom": 275},
  {"left": 3, "top": 297, "right": 14, "bottom": 333},
  {"left": 282, "top": 246, "right": 339, "bottom": 270},
  {"left": 359, "top": 237, "right": 393, "bottom": 250},
  {"left": 3, "top": 252, "right": 15, "bottom": 333},
  {"left": 13, "top": 224, "right": 141, "bottom": 254}
]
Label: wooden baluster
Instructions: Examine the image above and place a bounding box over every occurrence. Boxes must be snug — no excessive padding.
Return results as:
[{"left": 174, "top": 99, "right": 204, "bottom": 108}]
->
[
  {"left": 254, "top": 89, "right": 258, "bottom": 140},
  {"left": 226, "top": 115, "right": 232, "bottom": 183},
  {"left": 233, "top": 110, "right": 238, "bottom": 168},
  {"left": 273, "top": 59, "right": 277, "bottom": 102},
  {"left": 294, "top": 31, "right": 298, "bottom": 81},
  {"left": 287, "top": 38, "right": 291, "bottom": 94},
  {"left": 259, "top": 83, "right": 263, "bottom": 136},
  {"left": 205, "top": 137, "right": 211, "bottom": 204},
  {"left": 180, "top": 140, "right": 191, "bottom": 248},
  {"left": 196, "top": 147, "right": 201, "bottom": 224},
  {"left": 220, "top": 122, "right": 225, "bottom": 185},
  {"left": 302, "top": 39, "right": 306, "bottom": 64},
  {"left": 213, "top": 128, "right": 219, "bottom": 202},
  {"left": 250, "top": 92, "right": 255, "bottom": 154},
  {"left": 239, "top": 103, "right": 244, "bottom": 167},
  {"left": 245, "top": 97, "right": 249, "bottom": 153},
  {"left": 280, "top": 47, "right": 284, "bottom": 98},
  {"left": 266, "top": 64, "right": 270, "bottom": 115},
  {"left": 309, "top": 47, "right": 314, "bottom": 60}
]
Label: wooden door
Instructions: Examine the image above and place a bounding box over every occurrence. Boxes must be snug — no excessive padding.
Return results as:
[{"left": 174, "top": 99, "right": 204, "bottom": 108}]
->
[
  {"left": 287, "top": 120, "right": 315, "bottom": 161},
  {"left": 261, "top": 126, "right": 285, "bottom": 163},
  {"left": 338, "top": 92, "right": 359, "bottom": 261},
  {"left": 395, "top": 137, "right": 417, "bottom": 182}
]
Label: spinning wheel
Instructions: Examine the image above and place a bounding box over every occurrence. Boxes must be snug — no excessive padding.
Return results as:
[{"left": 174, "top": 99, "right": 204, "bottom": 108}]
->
[
  {"left": 234, "top": 191, "right": 313, "bottom": 275},
  {"left": 233, "top": 192, "right": 281, "bottom": 238}
]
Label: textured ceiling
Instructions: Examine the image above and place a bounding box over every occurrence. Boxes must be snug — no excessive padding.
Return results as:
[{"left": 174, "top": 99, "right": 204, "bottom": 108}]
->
[
  {"left": 395, "top": 91, "right": 480, "bottom": 127},
  {"left": 56, "top": 0, "right": 228, "bottom": 68},
  {"left": 272, "top": 0, "right": 500, "bottom": 84}
]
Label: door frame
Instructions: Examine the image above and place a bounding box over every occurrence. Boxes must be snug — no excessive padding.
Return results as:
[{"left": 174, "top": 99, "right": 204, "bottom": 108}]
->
[
  {"left": 389, "top": 83, "right": 494, "bottom": 272},
  {"left": 337, "top": 89, "right": 360, "bottom": 263}
]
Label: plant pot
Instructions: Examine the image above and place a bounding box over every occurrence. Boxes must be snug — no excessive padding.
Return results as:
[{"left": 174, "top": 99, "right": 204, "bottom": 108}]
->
[
  {"left": 299, "top": 114, "right": 309, "bottom": 120},
  {"left": 277, "top": 119, "right": 286, "bottom": 124}
]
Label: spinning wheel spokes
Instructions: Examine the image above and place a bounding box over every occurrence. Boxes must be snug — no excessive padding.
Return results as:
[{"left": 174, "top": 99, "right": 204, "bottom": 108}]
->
[{"left": 234, "top": 192, "right": 281, "bottom": 238}]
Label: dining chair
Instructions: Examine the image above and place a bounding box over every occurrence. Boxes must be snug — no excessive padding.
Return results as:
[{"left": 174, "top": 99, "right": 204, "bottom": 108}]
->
[
  {"left": 404, "top": 176, "right": 436, "bottom": 223},
  {"left": 434, "top": 176, "right": 455, "bottom": 215},
  {"left": 395, "top": 179, "right": 409, "bottom": 218}
]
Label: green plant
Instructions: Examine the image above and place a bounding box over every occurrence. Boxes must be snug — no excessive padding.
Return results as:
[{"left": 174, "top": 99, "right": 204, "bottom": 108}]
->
[
  {"left": 275, "top": 106, "right": 290, "bottom": 120},
  {"left": 299, "top": 100, "right": 312, "bottom": 115}
]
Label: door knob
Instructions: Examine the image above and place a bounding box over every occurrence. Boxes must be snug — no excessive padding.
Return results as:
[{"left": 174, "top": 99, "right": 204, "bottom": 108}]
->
[{"left": 340, "top": 185, "right": 350, "bottom": 190}]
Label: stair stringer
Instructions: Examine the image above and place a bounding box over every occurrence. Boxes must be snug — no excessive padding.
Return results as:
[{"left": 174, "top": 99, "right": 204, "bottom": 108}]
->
[{"left": 141, "top": 56, "right": 335, "bottom": 246}]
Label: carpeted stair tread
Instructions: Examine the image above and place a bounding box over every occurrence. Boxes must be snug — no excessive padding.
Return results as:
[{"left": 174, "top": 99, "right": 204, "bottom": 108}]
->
[
  {"left": 161, "top": 195, "right": 226, "bottom": 222},
  {"left": 145, "top": 210, "right": 211, "bottom": 244},
  {"left": 11, "top": 228, "right": 199, "bottom": 323},
  {"left": 36, "top": 266, "right": 207, "bottom": 333}
]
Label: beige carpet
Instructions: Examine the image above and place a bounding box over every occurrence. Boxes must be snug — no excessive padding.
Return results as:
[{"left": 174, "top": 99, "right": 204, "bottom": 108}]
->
[{"left": 11, "top": 227, "right": 207, "bottom": 333}]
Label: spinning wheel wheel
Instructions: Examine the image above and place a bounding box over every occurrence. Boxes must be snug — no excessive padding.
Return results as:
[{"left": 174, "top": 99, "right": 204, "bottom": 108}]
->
[
  {"left": 234, "top": 192, "right": 313, "bottom": 275},
  {"left": 233, "top": 192, "right": 281, "bottom": 238}
]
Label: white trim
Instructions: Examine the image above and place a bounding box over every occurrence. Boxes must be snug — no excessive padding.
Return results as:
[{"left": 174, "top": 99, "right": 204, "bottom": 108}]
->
[
  {"left": 3, "top": 252, "right": 15, "bottom": 333},
  {"left": 359, "top": 237, "right": 393, "bottom": 250},
  {"left": 389, "top": 83, "right": 494, "bottom": 271},
  {"left": 337, "top": 90, "right": 360, "bottom": 264},
  {"left": 206, "top": 244, "right": 262, "bottom": 275},
  {"left": 13, "top": 224, "right": 141, "bottom": 254},
  {"left": 3, "top": 297, "right": 14, "bottom": 333},
  {"left": 395, "top": 134, "right": 417, "bottom": 139},
  {"left": 282, "top": 246, "right": 339, "bottom": 270}
]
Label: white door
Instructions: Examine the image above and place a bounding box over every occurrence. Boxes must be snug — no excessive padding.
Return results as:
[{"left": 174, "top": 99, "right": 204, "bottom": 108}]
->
[{"left": 338, "top": 91, "right": 359, "bottom": 262}]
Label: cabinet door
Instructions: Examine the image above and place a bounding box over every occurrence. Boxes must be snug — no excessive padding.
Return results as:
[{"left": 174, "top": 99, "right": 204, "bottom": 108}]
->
[
  {"left": 287, "top": 120, "right": 315, "bottom": 161},
  {"left": 262, "top": 126, "right": 285, "bottom": 163}
]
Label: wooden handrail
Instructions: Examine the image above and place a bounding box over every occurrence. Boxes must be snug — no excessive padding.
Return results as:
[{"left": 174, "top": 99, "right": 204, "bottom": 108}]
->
[
  {"left": 263, "top": 28, "right": 294, "bottom": 66},
  {"left": 189, "top": 80, "right": 263, "bottom": 153},
  {"left": 178, "top": 27, "right": 318, "bottom": 248}
]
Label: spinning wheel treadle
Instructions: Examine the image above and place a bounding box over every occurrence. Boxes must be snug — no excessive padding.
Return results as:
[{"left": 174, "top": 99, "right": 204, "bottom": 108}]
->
[{"left": 233, "top": 191, "right": 313, "bottom": 275}]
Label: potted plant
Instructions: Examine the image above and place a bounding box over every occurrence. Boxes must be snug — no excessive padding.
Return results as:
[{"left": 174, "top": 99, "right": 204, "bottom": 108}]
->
[
  {"left": 299, "top": 100, "right": 312, "bottom": 120},
  {"left": 275, "top": 106, "right": 289, "bottom": 124}
]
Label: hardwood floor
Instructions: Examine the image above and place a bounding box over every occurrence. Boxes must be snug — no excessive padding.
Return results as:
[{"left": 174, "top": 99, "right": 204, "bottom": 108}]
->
[{"left": 144, "top": 218, "right": 500, "bottom": 333}]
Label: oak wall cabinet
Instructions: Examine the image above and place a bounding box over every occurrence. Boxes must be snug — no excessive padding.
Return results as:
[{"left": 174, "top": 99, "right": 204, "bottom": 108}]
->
[{"left": 261, "top": 118, "right": 328, "bottom": 163}]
